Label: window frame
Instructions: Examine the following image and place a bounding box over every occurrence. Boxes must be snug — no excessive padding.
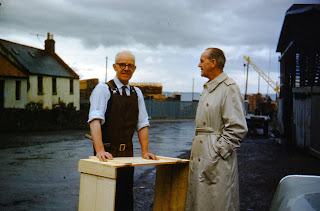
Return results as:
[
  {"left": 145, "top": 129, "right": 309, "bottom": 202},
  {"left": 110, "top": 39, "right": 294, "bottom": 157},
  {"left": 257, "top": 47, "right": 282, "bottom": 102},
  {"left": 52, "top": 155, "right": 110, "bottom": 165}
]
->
[
  {"left": 38, "top": 76, "right": 43, "bottom": 95},
  {"left": 70, "top": 79, "right": 74, "bottom": 95},
  {"left": 52, "top": 77, "right": 57, "bottom": 95}
]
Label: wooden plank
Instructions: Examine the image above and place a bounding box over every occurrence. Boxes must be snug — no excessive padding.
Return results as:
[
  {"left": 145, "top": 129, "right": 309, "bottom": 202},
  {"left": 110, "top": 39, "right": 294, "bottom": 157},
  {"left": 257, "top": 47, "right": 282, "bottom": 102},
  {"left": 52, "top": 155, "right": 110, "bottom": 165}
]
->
[
  {"left": 89, "top": 156, "right": 133, "bottom": 166},
  {"left": 153, "top": 163, "right": 189, "bottom": 211},
  {"left": 78, "top": 159, "right": 117, "bottom": 179},
  {"left": 87, "top": 156, "right": 189, "bottom": 167},
  {"left": 78, "top": 173, "right": 116, "bottom": 211},
  {"left": 95, "top": 176, "right": 116, "bottom": 210},
  {"left": 156, "top": 156, "right": 189, "bottom": 164},
  {"left": 78, "top": 173, "right": 97, "bottom": 211}
]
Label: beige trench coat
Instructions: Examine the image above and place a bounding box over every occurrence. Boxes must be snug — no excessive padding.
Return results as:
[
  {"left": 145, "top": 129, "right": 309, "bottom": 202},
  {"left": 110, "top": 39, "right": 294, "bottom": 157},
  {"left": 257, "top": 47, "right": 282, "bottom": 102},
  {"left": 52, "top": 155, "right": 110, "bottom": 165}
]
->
[{"left": 185, "top": 72, "right": 248, "bottom": 211}]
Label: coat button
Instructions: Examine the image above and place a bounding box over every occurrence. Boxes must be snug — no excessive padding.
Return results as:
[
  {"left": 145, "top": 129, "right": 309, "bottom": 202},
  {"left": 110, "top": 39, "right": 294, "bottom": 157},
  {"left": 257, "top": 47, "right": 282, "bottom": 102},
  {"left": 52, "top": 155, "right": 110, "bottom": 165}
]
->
[
  {"left": 191, "top": 155, "right": 193, "bottom": 160},
  {"left": 200, "top": 140, "right": 202, "bottom": 143},
  {"left": 203, "top": 121, "right": 206, "bottom": 125},
  {"left": 206, "top": 103, "right": 209, "bottom": 107},
  {"left": 192, "top": 138, "right": 194, "bottom": 142},
  {"left": 198, "top": 158, "right": 201, "bottom": 162}
]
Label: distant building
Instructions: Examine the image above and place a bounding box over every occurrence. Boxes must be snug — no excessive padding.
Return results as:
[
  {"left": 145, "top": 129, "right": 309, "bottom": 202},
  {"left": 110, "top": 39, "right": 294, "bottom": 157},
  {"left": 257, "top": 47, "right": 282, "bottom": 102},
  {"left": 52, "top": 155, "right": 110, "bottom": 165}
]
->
[
  {"left": 79, "top": 78, "right": 99, "bottom": 110},
  {"left": 80, "top": 78, "right": 99, "bottom": 100},
  {"left": 0, "top": 33, "right": 80, "bottom": 110},
  {"left": 0, "top": 50, "right": 28, "bottom": 109}
]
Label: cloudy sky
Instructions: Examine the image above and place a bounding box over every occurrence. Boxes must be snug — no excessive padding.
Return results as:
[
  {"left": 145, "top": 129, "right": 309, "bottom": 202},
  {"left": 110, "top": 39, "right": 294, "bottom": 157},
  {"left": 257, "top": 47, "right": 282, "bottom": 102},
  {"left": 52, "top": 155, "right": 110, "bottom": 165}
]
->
[{"left": 1, "top": 0, "right": 319, "bottom": 95}]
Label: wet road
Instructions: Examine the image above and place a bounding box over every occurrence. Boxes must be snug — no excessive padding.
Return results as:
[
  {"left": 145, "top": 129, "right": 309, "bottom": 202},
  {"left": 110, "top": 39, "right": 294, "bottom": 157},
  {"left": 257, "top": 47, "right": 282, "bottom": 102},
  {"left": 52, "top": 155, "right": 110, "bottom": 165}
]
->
[
  {"left": 2, "top": 119, "right": 320, "bottom": 211},
  {"left": 0, "top": 120, "right": 194, "bottom": 210}
]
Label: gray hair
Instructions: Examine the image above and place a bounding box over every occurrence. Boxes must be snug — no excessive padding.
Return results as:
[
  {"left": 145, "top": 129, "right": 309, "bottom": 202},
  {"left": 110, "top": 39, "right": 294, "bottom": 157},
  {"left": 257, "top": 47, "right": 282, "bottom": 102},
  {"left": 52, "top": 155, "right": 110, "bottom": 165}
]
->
[
  {"left": 115, "top": 50, "right": 135, "bottom": 62},
  {"left": 206, "top": 48, "right": 226, "bottom": 69}
]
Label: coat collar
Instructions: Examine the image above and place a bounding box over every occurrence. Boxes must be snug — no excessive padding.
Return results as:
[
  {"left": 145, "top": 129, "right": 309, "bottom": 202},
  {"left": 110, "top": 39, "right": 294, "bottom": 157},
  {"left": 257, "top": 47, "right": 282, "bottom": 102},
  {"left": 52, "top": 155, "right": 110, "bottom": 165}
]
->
[{"left": 204, "top": 72, "right": 228, "bottom": 93}]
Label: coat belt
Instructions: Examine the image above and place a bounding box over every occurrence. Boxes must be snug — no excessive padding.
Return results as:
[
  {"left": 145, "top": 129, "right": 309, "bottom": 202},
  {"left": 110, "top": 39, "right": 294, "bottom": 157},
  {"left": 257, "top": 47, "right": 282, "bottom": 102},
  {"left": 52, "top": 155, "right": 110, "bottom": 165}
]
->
[{"left": 195, "top": 127, "right": 222, "bottom": 135}]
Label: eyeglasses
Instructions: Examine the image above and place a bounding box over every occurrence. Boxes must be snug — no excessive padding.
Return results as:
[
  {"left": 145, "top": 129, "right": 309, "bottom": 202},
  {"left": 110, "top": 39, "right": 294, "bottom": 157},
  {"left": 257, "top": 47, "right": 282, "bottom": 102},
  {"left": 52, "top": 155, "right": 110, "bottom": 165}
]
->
[{"left": 116, "top": 63, "right": 135, "bottom": 70}]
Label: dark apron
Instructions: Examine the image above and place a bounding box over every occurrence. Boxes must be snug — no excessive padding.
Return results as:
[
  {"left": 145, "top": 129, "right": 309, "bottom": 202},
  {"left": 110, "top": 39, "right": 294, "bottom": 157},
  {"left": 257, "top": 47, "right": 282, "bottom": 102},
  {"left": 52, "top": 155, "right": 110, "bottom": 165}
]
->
[{"left": 95, "top": 79, "right": 139, "bottom": 211}]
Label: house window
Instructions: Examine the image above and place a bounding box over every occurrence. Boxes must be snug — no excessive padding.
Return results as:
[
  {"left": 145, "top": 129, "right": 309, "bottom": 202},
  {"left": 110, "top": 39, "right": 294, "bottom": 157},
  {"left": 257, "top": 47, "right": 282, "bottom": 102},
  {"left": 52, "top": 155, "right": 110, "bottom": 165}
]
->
[
  {"left": 52, "top": 77, "right": 57, "bottom": 95},
  {"left": 70, "top": 79, "right": 74, "bottom": 94},
  {"left": 16, "top": 80, "right": 21, "bottom": 100},
  {"left": 38, "top": 76, "right": 43, "bottom": 95}
]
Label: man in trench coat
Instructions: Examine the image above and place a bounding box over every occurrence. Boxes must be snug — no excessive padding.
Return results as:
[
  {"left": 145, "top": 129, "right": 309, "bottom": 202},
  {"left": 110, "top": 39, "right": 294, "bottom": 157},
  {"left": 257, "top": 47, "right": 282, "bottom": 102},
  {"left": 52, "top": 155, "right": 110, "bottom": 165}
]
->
[{"left": 185, "top": 48, "right": 248, "bottom": 211}]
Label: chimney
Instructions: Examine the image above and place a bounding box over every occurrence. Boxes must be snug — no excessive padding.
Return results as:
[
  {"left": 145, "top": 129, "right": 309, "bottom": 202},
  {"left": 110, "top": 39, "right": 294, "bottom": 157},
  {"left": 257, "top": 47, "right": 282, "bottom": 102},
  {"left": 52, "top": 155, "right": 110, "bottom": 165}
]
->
[{"left": 45, "top": 32, "right": 55, "bottom": 53}]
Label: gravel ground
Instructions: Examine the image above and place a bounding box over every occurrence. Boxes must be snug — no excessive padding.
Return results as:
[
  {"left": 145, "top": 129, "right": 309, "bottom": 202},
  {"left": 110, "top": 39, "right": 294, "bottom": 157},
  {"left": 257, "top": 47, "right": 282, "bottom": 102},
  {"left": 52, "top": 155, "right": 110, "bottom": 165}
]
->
[{"left": 133, "top": 136, "right": 320, "bottom": 211}]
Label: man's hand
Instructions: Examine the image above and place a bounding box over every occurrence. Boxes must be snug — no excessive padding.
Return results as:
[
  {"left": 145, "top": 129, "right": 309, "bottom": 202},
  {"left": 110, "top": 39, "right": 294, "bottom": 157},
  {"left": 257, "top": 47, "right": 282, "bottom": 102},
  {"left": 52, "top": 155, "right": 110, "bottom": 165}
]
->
[
  {"left": 142, "top": 152, "right": 158, "bottom": 160},
  {"left": 96, "top": 151, "right": 113, "bottom": 161}
]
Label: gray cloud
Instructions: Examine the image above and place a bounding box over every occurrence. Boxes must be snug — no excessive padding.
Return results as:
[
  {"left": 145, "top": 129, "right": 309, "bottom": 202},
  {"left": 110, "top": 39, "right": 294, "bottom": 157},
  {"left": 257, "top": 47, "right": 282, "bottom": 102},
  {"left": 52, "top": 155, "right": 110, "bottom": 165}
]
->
[
  {"left": 0, "top": 0, "right": 292, "bottom": 48},
  {"left": 1, "top": 0, "right": 318, "bottom": 93}
]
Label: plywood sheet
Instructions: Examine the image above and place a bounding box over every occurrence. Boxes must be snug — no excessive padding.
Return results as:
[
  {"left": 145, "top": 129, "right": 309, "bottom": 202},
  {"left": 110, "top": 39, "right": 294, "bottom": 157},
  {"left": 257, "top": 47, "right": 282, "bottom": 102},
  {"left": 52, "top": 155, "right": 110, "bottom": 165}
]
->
[{"left": 87, "top": 156, "right": 189, "bottom": 167}]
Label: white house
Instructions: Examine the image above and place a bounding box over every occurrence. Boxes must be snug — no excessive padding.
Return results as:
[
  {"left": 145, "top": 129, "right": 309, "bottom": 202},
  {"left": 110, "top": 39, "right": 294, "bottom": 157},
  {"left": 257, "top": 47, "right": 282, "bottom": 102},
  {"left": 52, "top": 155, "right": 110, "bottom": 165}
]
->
[{"left": 0, "top": 33, "right": 80, "bottom": 110}]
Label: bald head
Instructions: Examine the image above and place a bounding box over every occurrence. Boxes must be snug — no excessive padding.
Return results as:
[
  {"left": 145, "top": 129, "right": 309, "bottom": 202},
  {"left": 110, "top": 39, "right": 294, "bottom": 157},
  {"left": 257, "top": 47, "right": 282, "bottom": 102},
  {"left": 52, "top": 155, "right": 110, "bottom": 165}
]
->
[{"left": 115, "top": 50, "right": 135, "bottom": 64}]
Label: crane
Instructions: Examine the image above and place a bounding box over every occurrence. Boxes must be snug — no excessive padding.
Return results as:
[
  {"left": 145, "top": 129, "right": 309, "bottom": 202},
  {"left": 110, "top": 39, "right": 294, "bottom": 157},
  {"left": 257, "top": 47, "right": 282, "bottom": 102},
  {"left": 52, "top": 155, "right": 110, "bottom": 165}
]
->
[{"left": 243, "top": 56, "right": 280, "bottom": 95}]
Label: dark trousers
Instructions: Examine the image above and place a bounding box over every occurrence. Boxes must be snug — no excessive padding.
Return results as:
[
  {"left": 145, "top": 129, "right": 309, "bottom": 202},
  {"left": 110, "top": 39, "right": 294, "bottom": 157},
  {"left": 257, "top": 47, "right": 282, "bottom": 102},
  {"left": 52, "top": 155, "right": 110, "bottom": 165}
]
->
[{"left": 115, "top": 167, "right": 134, "bottom": 211}]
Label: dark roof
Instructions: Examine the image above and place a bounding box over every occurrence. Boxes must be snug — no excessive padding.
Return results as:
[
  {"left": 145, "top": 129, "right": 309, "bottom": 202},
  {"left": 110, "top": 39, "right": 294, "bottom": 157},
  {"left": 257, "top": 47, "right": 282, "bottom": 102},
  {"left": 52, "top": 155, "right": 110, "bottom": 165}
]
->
[
  {"left": 276, "top": 4, "right": 320, "bottom": 53},
  {"left": 0, "top": 39, "right": 79, "bottom": 79},
  {"left": 0, "top": 54, "right": 27, "bottom": 78}
]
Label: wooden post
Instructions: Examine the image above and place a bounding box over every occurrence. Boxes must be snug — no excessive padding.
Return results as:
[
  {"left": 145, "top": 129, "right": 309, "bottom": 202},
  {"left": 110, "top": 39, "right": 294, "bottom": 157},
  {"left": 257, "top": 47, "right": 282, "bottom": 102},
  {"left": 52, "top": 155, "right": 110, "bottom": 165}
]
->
[{"left": 153, "top": 164, "right": 189, "bottom": 211}]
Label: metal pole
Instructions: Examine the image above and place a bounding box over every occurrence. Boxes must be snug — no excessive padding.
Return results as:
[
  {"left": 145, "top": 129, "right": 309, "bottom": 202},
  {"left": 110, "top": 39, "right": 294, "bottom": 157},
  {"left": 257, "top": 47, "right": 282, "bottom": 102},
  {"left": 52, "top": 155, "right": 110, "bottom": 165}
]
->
[
  {"left": 258, "top": 75, "right": 260, "bottom": 93},
  {"left": 105, "top": 56, "right": 108, "bottom": 83},
  {"left": 267, "top": 49, "right": 271, "bottom": 96},
  {"left": 245, "top": 59, "right": 249, "bottom": 100},
  {"left": 243, "top": 63, "right": 246, "bottom": 99}
]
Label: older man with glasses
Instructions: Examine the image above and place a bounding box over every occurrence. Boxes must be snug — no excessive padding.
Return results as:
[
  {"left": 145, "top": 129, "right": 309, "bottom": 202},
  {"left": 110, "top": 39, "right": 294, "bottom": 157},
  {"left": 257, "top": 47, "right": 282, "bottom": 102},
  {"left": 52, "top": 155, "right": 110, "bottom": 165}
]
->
[{"left": 88, "top": 50, "right": 157, "bottom": 211}]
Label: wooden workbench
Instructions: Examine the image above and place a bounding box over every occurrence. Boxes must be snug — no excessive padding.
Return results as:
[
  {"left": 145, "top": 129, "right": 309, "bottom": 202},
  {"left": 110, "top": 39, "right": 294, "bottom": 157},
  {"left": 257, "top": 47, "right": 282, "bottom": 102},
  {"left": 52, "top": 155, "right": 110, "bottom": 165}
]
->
[{"left": 78, "top": 156, "right": 189, "bottom": 211}]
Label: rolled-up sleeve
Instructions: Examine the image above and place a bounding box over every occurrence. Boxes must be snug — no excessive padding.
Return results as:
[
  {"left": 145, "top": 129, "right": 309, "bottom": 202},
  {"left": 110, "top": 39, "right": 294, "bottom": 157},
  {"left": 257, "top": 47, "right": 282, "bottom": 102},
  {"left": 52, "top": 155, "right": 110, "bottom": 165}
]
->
[
  {"left": 135, "top": 87, "right": 150, "bottom": 131},
  {"left": 87, "top": 83, "right": 110, "bottom": 125}
]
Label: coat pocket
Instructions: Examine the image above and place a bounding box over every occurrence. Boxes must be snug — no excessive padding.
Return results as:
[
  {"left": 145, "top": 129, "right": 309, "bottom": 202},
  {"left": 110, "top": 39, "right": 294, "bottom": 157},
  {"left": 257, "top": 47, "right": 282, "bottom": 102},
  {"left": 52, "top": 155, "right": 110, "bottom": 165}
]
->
[
  {"left": 199, "top": 158, "right": 220, "bottom": 184},
  {"left": 198, "top": 135, "right": 221, "bottom": 184},
  {"left": 208, "top": 134, "right": 221, "bottom": 160}
]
